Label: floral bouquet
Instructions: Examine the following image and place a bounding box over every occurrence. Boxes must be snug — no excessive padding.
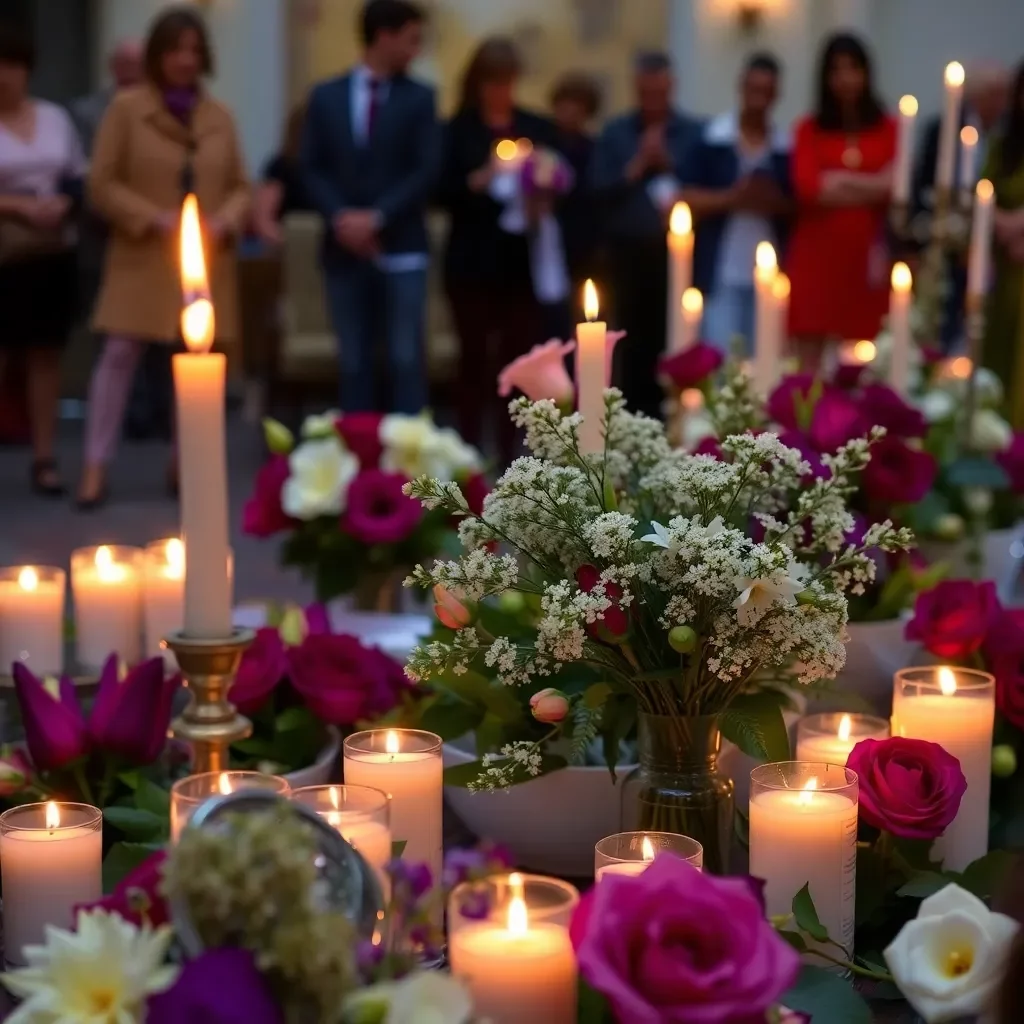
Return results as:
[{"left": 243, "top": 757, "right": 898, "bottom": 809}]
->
[
  {"left": 403, "top": 389, "right": 911, "bottom": 869},
  {"left": 243, "top": 412, "right": 486, "bottom": 608}
]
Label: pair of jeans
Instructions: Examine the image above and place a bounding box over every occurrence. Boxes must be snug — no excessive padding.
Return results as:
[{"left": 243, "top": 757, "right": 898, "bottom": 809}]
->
[
  {"left": 324, "top": 261, "right": 428, "bottom": 414},
  {"left": 701, "top": 283, "right": 756, "bottom": 357}
]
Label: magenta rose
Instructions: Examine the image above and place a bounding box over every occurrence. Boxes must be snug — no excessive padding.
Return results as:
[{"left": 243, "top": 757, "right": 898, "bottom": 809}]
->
[
  {"left": 862, "top": 435, "right": 937, "bottom": 505},
  {"left": 860, "top": 384, "right": 927, "bottom": 439},
  {"left": 242, "top": 455, "right": 293, "bottom": 538},
  {"left": 779, "top": 430, "right": 826, "bottom": 479},
  {"left": 692, "top": 435, "right": 723, "bottom": 459},
  {"left": 572, "top": 854, "right": 799, "bottom": 1024},
  {"left": 847, "top": 736, "right": 967, "bottom": 840},
  {"left": 997, "top": 432, "right": 1024, "bottom": 494},
  {"left": 984, "top": 609, "right": 1024, "bottom": 730},
  {"left": 288, "top": 634, "right": 405, "bottom": 725},
  {"left": 767, "top": 373, "right": 815, "bottom": 430},
  {"left": 461, "top": 471, "right": 489, "bottom": 517},
  {"left": 808, "top": 388, "right": 865, "bottom": 453},
  {"left": 335, "top": 412, "right": 384, "bottom": 469},
  {"left": 230, "top": 627, "right": 286, "bottom": 715},
  {"left": 80, "top": 850, "right": 169, "bottom": 929},
  {"left": 657, "top": 342, "right": 723, "bottom": 390},
  {"left": 905, "top": 580, "right": 1001, "bottom": 660},
  {"left": 341, "top": 470, "right": 423, "bottom": 545}
]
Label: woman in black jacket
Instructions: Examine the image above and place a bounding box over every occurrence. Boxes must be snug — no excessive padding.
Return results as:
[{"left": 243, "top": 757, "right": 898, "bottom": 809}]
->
[{"left": 438, "top": 37, "right": 557, "bottom": 465}]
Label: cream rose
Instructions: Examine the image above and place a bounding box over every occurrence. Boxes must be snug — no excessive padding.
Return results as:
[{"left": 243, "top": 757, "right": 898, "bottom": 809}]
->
[
  {"left": 281, "top": 437, "right": 358, "bottom": 519},
  {"left": 970, "top": 409, "right": 1014, "bottom": 453}
]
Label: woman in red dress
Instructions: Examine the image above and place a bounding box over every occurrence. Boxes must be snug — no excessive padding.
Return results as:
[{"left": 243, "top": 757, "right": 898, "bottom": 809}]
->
[{"left": 788, "top": 34, "right": 896, "bottom": 364}]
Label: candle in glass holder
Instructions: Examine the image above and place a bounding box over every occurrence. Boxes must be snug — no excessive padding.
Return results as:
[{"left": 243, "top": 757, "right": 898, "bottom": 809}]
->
[
  {"left": 0, "top": 565, "right": 64, "bottom": 676},
  {"left": 892, "top": 667, "right": 994, "bottom": 871},
  {"left": 595, "top": 831, "right": 703, "bottom": 879},
  {"left": 71, "top": 545, "right": 142, "bottom": 673},
  {"left": 344, "top": 730, "right": 442, "bottom": 886},
  {"left": 749, "top": 763, "right": 858, "bottom": 960},
  {"left": 795, "top": 713, "right": 889, "bottom": 765},
  {"left": 576, "top": 279, "right": 607, "bottom": 454},
  {"left": 449, "top": 873, "right": 578, "bottom": 1024},
  {"left": 170, "top": 771, "right": 290, "bottom": 841},
  {"left": 142, "top": 538, "right": 185, "bottom": 660},
  {"left": 0, "top": 802, "right": 102, "bottom": 965}
]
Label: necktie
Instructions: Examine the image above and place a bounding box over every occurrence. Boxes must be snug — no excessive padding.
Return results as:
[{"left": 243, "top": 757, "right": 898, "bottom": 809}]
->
[{"left": 365, "top": 77, "right": 382, "bottom": 144}]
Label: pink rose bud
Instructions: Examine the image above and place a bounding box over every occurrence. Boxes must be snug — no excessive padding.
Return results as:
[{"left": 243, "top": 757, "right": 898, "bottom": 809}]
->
[
  {"left": 433, "top": 585, "right": 473, "bottom": 630},
  {"left": 530, "top": 688, "right": 570, "bottom": 724}
]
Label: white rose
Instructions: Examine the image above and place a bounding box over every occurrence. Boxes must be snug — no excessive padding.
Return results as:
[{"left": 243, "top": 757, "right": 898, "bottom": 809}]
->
[
  {"left": 301, "top": 409, "right": 341, "bottom": 439},
  {"left": 281, "top": 437, "right": 357, "bottom": 519},
  {"left": 425, "top": 427, "right": 481, "bottom": 480},
  {"left": 884, "top": 883, "right": 1018, "bottom": 1023},
  {"left": 380, "top": 413, "right": 436, "bottom": 478},
  {"left": 916, "top": 390, "right": 956, "bottom": 424},
  {"left": 964, "top": 486, "right": 994, "bottom": 517},
  {"left": 970, "top": 409, "right": 1014, "bottom": 453},
  {"left": 343, "top": 972, "right": 471, "bottom": 1024}
]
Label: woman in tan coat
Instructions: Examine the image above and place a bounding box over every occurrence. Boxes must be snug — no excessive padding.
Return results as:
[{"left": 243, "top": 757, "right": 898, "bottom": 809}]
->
[{"left": 77, "top": 6, "right": 249, "bottom": 508}]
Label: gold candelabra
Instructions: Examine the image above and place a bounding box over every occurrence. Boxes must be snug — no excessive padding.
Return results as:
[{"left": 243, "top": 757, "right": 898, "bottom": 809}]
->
[{"left": 166, "top": 628, "right": 254, "bottom": 775}]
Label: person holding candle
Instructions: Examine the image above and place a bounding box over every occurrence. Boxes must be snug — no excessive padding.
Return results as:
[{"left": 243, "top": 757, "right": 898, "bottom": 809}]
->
[
  {"left": 680, "top": 53, "right": 792, "bottom": 357},
  {"left": 787, "top": 33, "right": 895, "bottom": 371},
  {"left": 76, "top": 6, "right": 249, "bottom": 509}
]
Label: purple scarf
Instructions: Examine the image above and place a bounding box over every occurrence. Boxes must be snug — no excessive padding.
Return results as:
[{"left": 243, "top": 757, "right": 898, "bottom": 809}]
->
[{"left": 163, "top": 86, "right": 199, "bottom": 124}]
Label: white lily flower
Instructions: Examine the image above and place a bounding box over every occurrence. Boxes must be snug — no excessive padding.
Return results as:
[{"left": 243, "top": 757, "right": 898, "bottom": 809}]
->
[
  {"left": 282, "top": 436, "right": 358, "bottom": 519},
  {"left": 642, "top": 521, "right": 672, "bottom": 548},
  {"left": 343, "top": 971, "right": 472, "bottom": 1024},
  {"left": 301, "top": 409, "right": 341, "bottom": 439},
  {"left": 884, "top": 883, "right": 1018, "bottom": 1023},
  {"left": 733, "top": 572, "right": 804, "bottom": 626}
]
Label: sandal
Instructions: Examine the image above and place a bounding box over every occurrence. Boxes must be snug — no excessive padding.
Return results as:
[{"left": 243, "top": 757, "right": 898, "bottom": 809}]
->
[{"left": 30, "top": 458, "right": 66, "bottom": 498}]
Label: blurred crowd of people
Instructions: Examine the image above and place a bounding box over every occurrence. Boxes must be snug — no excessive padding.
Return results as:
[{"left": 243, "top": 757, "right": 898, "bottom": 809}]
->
[{"left": 1, "top": 0, "right": 1023, "bottom": 502}]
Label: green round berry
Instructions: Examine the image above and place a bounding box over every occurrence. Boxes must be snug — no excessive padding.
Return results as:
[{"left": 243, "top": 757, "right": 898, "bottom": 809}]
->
[
  {"left": 668, "top": 625, "right": 698, "bottom": 654},
  {"left": 992, "top": 744, "right": 1017, "bottom": 779},
  {"left": 796, "top": 590, "right": 817, "bottom": 606}
]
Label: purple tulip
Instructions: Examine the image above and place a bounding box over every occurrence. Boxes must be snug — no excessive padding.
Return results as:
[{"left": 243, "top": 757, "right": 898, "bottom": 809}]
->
[
  {"left": 88, "top": 654, "right": 182, "bottom": 765},
  {"left": 11, "top": 663, "right": 90, "bottom": 771}
]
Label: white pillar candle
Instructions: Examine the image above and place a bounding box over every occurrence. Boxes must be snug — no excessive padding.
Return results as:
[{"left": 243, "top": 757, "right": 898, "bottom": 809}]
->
[
  {"left": 892, "top": 667, "right": 994, "bottom": 871},
  {"left": 575, "top": 279, "right": 607, "bottom": 454},
  {"left": 888, "top": 262, "right": 913, "bottom": 395},
  {"left": 753, "top": 242, "right": 779, "bottom": 395},
  {"left": 679, "top": 287, "right": 703, "bottom": 352},
  {"left": 142, "top": 538, "right": 185, "bottom": 661},
  {"left": 893, "top": 95, "right": 918, "bottom": 205},
  {"left": 594, "top": 830, "right": 702, "bottom": 880},
  {"left": 667, "top": 202, "right": 694, "bottom": 352},
  {"left": 0, "top": 566, "right": 64, "bottom": 676},
  {"left": 749, "top": 763, "right": 858, "bottom": 959},
  {"left": 959, "top": 125, "right": 979, "bottom": 203},
  {"left": 175, "top": 193, "right": 232, "bottom": 640},
  {"left": 0, "top": 802, "right": 102, "bottom": 966},
  {"left": 450, "top": 875, "right": 578, "bottom": 1024},
  {"left": 795, "top": 713, "right": 889, "bottom": 766},
  {"left": 967, "top": 179, "right": 995, "bottom": 302},
  {"left": 71, "top": 545, "right": 142, "bottom": 673},
  {"left": 936, "top": 62, "right": 965, "bottom": 193},
  {"left": 344, "top": 730, "right": 442, "bottom": 889}
]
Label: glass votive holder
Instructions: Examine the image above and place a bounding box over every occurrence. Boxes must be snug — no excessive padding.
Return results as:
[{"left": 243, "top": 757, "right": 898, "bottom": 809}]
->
[
  {"left": 0, "top": 802, "right": 102, "bottom": 965},
  {"left": 448, "top": 872, "right": 579, "bottom": 1022},
  {"left": 794, "top": 712, "right": 889, "bottom": 765},
  {"left": 595, "top": 830, "right": 703, "bottom": 879},
  {"left": 290, "top": 784, "right": 391, "bottom": 888},
  {"left": 142, "top": 537, "right": 185, "bottom": 662},
  {"left": 749, "top": 763, "right": 858, "bottom": 960},
  {"left": 71, "top": 544, "right": 143, "bottom": 673},
  {"left": 0, "top": 565, "right": 65, "bottom": 677},
  {"left": 170, "top": 771, "right": 290, "bottom": 841}
]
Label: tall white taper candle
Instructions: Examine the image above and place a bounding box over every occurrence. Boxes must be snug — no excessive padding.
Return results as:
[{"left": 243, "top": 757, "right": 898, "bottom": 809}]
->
[
  {"left": 936, "top": 63, "right": 965, "bottom": 193},
  {"left": 576, "top": 279, "right": 607, "bottom": 454},
  {"left": 888, "top": 262, "right": 913, "bottom": 395},
  {"left": 667, "top": 202, "right": 693, "bottom": 352},
  {"left": 892, "top": 95, "right": 918, "bottom": 205}
]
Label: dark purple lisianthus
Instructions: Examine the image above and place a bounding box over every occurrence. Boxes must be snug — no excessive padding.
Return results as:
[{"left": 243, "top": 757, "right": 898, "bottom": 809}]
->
[
  {"left": 335, "top": 412, "right": 384, "bottom": 470},
  {"left": 767, "top": 374, "right": 816, "bottom": 430},
  {"left": 341, "top": 470, "right": 423, "bottom": 545},
  {"left": 834, "top": 362, "right": 868, "bottom": 390},
  {"left": 692, "top": 435, "right": 723, "bottom": 459},
  {"left": 658, "top": 343, "right": 723, "bottom": 390},
  {"left": 860, "top": 384, "right": 927, "bottom": 439},
  {"left": 242, "top": 455, "right": 293, "bottom": 538},
  {"left": 778, "top": 430, "right": 827, "bottom": 479},
  {"left": 230, "top": 627, "right": 287, "bottom": 715},
  {"left": 984, "top": 609, "right": 1024, "bottom": 730},
  {"left": 462, "top": 472, "right": 490, "bottom": 516},
  {"left": 809, "top": 388, "right": 865, "bottom": 453},
  {"left": 862, "top": 436, "right": 937, "bottom": 505},
  {"left": 905, "top": 580, "right": 1002, "bottom": 660},
  {"left": 997, "top": 433, "right": 1024, "bottom": 494}
]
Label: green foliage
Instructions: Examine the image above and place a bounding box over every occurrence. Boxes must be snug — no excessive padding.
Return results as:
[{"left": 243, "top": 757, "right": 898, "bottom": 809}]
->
[
  {"left": 783, "top": 966, "right": 872, "bottom": 1024},
  {"left": 231, "top": 698, "right": 330, "bottom": 775},
  {"left": 442, "top": 753, "right": 568, "bottom": 788},
  {"left": 102, "top": 841, "right": 163, "bottom": 892},
  {"left": 792, "top": 883, "right": 828, "bottom": 942},
  {"left": 720, "top": 691, "right": 790, "bottom": 762}
]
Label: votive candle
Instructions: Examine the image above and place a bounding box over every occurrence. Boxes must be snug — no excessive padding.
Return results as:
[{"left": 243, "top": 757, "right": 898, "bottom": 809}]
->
[
  {"left": 0, "top": 565, "right": 64, "bottom": 676},
  {"left": 71, "top": 545, "right": 142, "bottom": 673},
  {"left": 795, "top": 713, "right": 889, "bottom": 766},
  {"left": 142, "top": 538, "right": 185, "bottom": 661},
  {"left": 595, "top": 831, "right": 703, "bottom": 879},
  {"left": 170, "top": 771, "right": 290, "bottom": 842}
]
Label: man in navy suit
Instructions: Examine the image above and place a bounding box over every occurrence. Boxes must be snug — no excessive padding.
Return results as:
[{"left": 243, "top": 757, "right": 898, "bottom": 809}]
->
[{"left": 302, "top": 0, "right": 440, "bottom": 413}]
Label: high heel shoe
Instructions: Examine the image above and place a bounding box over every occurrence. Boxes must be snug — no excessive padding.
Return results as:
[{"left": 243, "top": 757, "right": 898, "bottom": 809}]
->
[
  {"left": 31, "top": 458, "right": 66, "bottom": 498},
  {"left": 75, "top": 470, "right": 109, "bottom": 512}
]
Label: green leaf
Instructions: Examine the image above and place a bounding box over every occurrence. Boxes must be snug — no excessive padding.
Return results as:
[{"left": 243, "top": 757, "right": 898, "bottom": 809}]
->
[
  {"left": 102, "top": 841, "right": 162, "bottom": 893},
  {"left": 116, "top": 769, "right": 141, "bottom": 791},
  {"left": 442, "top": 753, "right": 567, "bottom": 788},
  {"left": 946, "top": 456, "right": 1011, "bottom": 491},
  {"left": 134, "top": 777, "right": 171, "bottom": 819},
  {"left": 777, "top": 929, "right": 808, "bottom": 953},
  {"left": 276, "top": 706, "right": 316, "bottom": 732},
  {"left": 792, "top": 883, "right": 829, "bottom": 942},
  {"left": 960, "top": 849, "right": 1016, "bottom": 900},
  {"left": 783, "top": 965, "right": 872, "bottom": 1024},
  {"left": 891, "top": 835, "right": 942, "bottom": 873},
  {"left": 576, "top": 977, "right": 614, "bottom": 1023},
  {"left": 391, "top": 840, "right": 407, "bottom": 859},
  {"left": 582, "top": 683, "right": 613, "bottom": 710},
  {"left": 474, "top": 712, "right": 506, "bottom": 756},
  {"left": 721, "top": 692, "right": 790, "bottom": 762},
  {"left": 855, "top": 846, "right": 887, "bottom": 925},
  {"left": 897, "top": 870, "right": 950, "bottom": 899},
  {"left": 734, "top": 807, "right": 749, "bottom": 850},
  {"left": 602, "top": 693, "right": 636, "bottom": 782},
  {"left": 417, "top": 695, "right": 484, "bottom": 742},
  {"left": 103, "top": 806, "right": 166, "bottom": 841},
  {"left": 435, "top": 670, "right": 525, "bottom": 724}
]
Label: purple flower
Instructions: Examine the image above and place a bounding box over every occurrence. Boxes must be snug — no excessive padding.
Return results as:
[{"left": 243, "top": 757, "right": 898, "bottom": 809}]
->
[
  {"left": 834, "top": 362, "right": 868, "bottom": 390},
  {"left": 997, "top": 432, "right": 1024, "bottom": 494},
  {"left": 862, "top": 436, "right": 937, "bottom": 506},
  {"left": 778, "top": 430, "right": 826, "bottom": 479},
  {"left": 571, "top": 854, "right": 799, "bottom": 1024},
  {"left": 242, "top": 454, "right": 293, "bottom": 538},
  {"left": 388, "top": 858, "right": 433, "bottom": 900},
  {"left": 11, "top": 663, "right": 89, "bottom": 771},
  {"left": 335, "top": 412, "right": 384, "bottom": 470},
  {"left": 767, "top": 374, "right": 816, "bottom": 430},
  {"left": 657, "top": 343, "right": 723, "bottom": 391},
  {"left": 860, "top": 384, "right": 927, "bottom": 439},
  {"left": 692, "top": 436, "right": 723, "bottom": 459},
  {"left": 341, "top": 470, "right": 423, "bottom": 545},
  {"left": 303, "top": 602, "right": 331, "bottom": 636},
  {"left": 79, "top": 851, "right": 169, "bottom": 928},
  {"left": 230, "top": 627, "right": 286, "bottom": 715},
  {"left": 88, "top": 655, "right": 181, "bottom": 765},
  {"left": 147, "top": 949, "right": 283, "bottom": 1024},
  {"left": 808, "top": 388, "right": 865, "bottom": 453}
]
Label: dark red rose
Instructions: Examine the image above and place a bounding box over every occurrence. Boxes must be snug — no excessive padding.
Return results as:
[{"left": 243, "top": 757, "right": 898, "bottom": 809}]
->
[
  {"left": 779, "top": 430, "right": 827, "bottom": 479},
  {"left": 860, "top": 384, "right": 927, "bottom": 439},
  {"left": 767, "top": 374, "right": 816, "bottom": 430},
  {"left": 862, "top": 436, "right": 937, "bottom": 505},
  {"left": 905, "top": 580, "right": 1001, "bottom": 660},
  {"left": 657, "top": 343, "right": 723, "bottom": 391},
  {"left": 808, "top": 388, "right": 865, "bottom": 453},
  {"left": 231, "top": 627, "right": 287, "bottom": 714},
  {"left": 997, "top": 433, "right": 1024, "bottom": 494},
  {"left": 335, "top": 412, "right": 384, "bottom": 469},
  {"left": 242, "top": 455, "right": 293, "bottom": 538},
  {"left": 984, "top": 609, "right": 1024, "bottom": 730},
  {"left": 692, "top": 436, "right": 723, "bottom": 459},
  {"left": 462, "top": 472, "right": 490, "bottom": 517},
  {"left": 576, "top": 564, "right": 629, "bottom": 638}
]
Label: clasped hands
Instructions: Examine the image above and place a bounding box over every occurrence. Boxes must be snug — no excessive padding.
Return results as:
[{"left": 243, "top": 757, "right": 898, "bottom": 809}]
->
[{"left": 333, "top": 208, "right": 381, "bottom": 258}]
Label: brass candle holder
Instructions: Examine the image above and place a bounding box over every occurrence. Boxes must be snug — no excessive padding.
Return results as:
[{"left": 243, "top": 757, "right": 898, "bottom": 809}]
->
[{"left": 166, "top": 628, "right": 254, "bottom": 775}]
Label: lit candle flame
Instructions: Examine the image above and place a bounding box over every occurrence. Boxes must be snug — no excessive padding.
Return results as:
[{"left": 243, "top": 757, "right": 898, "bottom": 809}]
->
[
  {"left": 45, "top": 801, "right": 60, "bottom": 830},
  {"left": 583, "top": 279, "right": 599, "bottom": 322},
  {"left": 960, "top": 125, "right": 979, "bottom": 149},
  {"left": 96, "top": 545, "right": 113, "bottom": 571},
  {"left": 641, "top": 836, "right": 655, "bottom": 862},
  {"left": 798, "top": 778, "right": 818, "bottom": 806},
  {"left": 838, "top": 714, "right": 852, "bottom": 742},
  {"left": 330, "top": 786, "right": 340, "bottom": 810},
  {"left": 976, "top": 179, "right": 994, "bottom": 203},
  {"left": 939, "top": 668, "right": 958, "bottom": 696},
  {"left": 755, "top": 241, "right": 777, "bottom": 283},
  {"left": 945, "top": 61, "right": 965, "bottom": 88},
  {"left": 508, "top": 893, "right": 528, "bottom": 936},
  {"left": 772, "top": 272, "right": 791, "bottom": 302},
  {"left": 94, "top": 545, "right": 124, "bottom": 584},
  {"left": 515, "top": 138, "right": 533, "bottom": 158},
  {"left": 949, "top": 355, "right": 973, "bottom": 380},
  {"left": 899, "top": 94, "right": 919, "bottom": 117},
  {"left": 166, "top": 538, "right": 185, "bottom": 579},
  {"left": 669, "top": 201, "right": 692, "bottom": 237},
  {"left": 891, "top": 261, "right": 912, "bottom": 293},
  {"left": 852, "top": 340, "right": 876, "bottom": 363},
  {"left": 179, "top": 193, "right": 215, "bottom": 353},
  {"left": 218, "top": 773, "right": 233, "bottom": 795},
  {"left": 18, "top": 566, "right": 38, "bottom": 592},
  {"left": 385, "top": 730, "right": 400, "bottom": 755},
  {"left": 495, "top": 138, "right": 518, "bottom": 162},
  {"left": 681, "top": 287, "right": 703, "bottom": 316}
]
